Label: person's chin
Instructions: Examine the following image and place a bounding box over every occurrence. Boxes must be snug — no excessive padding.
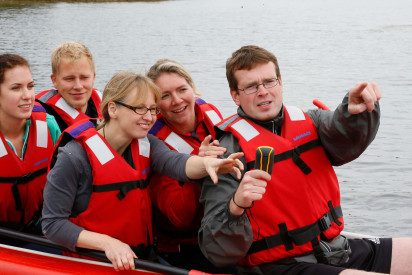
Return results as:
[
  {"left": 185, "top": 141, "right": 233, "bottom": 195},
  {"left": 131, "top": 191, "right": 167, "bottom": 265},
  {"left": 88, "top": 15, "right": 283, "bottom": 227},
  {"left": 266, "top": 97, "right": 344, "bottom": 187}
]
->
[
  {"left": 69, "top": 100, "right": 87, "bottom": 110},
  {"left": 255, "top": 112, "right": 275, "bottom": 121},
  {"left": 19, "top": 114, "right": 32, "bottom": 120},
  {"left": 135, "top": 132, "right": 149, "bottom": 139}
]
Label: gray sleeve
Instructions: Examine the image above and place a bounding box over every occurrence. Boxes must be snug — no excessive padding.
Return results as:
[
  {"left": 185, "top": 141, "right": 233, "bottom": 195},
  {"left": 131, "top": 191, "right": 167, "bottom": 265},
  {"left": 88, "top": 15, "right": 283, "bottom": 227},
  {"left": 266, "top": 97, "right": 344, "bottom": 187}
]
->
[
  {"left": 307, "top": 93, "right": 380, "bottom": 166},
  {"left": 198, "top": 133, "right": 253, "bottom": 267},
  {"left": 41, "top": 140, "right": 92, "bottom": 252},
  {"left": 148, "top": 134, "right": 191, "bottom": 182}
]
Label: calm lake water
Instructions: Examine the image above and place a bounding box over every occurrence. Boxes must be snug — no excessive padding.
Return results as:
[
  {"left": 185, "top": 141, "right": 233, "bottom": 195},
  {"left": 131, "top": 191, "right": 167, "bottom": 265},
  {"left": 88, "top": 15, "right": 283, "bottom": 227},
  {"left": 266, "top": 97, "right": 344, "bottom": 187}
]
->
[{"left": 1, "top": 0, "right": 411, "bottom": 237}]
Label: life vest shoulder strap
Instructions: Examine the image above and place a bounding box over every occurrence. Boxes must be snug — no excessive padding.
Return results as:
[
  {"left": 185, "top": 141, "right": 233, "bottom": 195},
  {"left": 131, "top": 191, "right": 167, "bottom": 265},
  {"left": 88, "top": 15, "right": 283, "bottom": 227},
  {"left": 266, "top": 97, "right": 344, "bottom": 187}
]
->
[
  {"left": 216, "top": 114, "right": 239, "bottom": 131},
  {"left": 32, "top": 103, "right": 47, "bottom": 113},
  {"left": 196, "top": 99, "right": 223, "bottom": 126},
  {"left": 36, "top": 89, "right": 58, "bottom": 103}
]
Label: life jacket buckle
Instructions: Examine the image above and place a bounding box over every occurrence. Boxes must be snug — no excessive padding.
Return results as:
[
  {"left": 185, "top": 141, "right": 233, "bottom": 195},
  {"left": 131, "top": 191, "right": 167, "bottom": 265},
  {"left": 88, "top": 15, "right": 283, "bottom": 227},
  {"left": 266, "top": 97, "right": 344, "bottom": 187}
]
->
[{"left": 319, "top": 214, "right": 332, "bottom": 231}]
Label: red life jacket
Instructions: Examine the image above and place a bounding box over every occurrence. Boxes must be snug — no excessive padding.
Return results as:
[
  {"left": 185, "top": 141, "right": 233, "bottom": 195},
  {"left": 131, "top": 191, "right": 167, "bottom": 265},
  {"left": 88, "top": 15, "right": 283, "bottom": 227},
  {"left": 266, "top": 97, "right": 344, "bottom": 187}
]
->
[
  {"left": 58, "top": 120, "right": 153, "bottom": 258},
  {"left": 150, "top": 98, "right": 222, "bottom": 154},
  {"left": 219, "top": 106, "right": 343, "bottom": 267},
  {"left": 0, "top": 105, "right": 54, "bottom": 229},
  {"left": 35, "top": 88, "right": 102, "bottom": 128},
  {"left": 148, "top": 99, "right": 223, "bottom": 252}
]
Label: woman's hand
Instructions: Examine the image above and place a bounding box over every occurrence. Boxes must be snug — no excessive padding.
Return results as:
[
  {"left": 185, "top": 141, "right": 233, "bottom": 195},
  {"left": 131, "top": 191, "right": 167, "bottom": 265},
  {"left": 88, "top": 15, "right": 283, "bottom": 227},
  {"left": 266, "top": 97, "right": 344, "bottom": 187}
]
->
[
  {"left": 76, "top": 230, "right": 137, "bottom": 271},
  {"left": 198, "top": 135, "right": 227, "bottom": 158},
  {"left": 103, "top": 237, "right": 137, "bottom": 271},
  {"left": 203, "top": 152, "right": 244, "bottom": 184}
]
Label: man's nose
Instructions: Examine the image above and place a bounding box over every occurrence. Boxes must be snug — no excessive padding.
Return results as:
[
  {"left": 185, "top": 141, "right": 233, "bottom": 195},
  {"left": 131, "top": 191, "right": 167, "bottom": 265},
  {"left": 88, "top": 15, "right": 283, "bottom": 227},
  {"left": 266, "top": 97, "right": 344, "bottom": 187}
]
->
[
  {"left": 256, "top": 83, "right": 269, "bottom": 95},
  {"left": 73, "top": 78, "right": 82, "bottom": 89}
]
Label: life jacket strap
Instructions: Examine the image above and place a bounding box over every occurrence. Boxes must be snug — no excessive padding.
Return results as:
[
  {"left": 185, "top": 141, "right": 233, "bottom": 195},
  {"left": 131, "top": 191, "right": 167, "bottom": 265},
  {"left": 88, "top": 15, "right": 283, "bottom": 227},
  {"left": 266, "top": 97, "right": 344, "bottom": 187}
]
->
[
  {"left": 0, "top": 167, "right": 48, "bottom": 211},
  {"left": 311, "top": 238, "right": 329, "bottom": 264},
  {"left": 247, "top": 204, "right": 343, "bottom": 255},
  {"left": 278, "top": 223, "right": 294, "bottom": 251},
  {"left": 328, "top": 200, "right": 342, "bottom": 226},
  {"left": 247, "top": 139, "right": 321, "bottom": 174},
  {"left": 92, "top": 178, "right": 150, "bottom": 200},
  {"left": 0, "top": 206, "right": 42, "bottom": 231},
  {"left": 130, "top": 229, "right": 157, "bottom": 261},
  {"left": 0, "top": 167, "right": 48, "bottom": 184},
  {"left": 291, "top": 146, "right": 312, "bottom": 175},
  {"left": 217, "top": 115, "right": 239, "bottom": 131}
]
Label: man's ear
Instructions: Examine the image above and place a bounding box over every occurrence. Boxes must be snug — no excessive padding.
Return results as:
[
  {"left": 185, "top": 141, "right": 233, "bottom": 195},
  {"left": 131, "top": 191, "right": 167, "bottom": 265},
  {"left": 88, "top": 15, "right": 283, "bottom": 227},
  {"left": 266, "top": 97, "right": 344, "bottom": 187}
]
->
[
  {"left": 230, "top": 89, "right": 241, "bottom": 106},
  {"left": 51, "top": 74, "right": 57, "bottom": 89},
  {"left": 278, "top": 75, "right": 282, "bottom": 86}
]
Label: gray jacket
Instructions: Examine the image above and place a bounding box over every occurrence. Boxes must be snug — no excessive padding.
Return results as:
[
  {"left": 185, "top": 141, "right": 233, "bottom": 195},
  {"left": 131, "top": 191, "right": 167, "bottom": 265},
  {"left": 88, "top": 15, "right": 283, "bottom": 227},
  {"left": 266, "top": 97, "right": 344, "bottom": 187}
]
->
[{"left": 198, "top": 93, "right": 380, "bottom": 267}]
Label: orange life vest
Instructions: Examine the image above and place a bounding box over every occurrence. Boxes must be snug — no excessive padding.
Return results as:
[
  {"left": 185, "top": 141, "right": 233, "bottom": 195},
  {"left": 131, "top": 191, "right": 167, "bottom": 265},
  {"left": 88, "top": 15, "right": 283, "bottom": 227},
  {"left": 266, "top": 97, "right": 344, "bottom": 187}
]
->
[{"left": 150, "top": 98, "right": 222, "bottom": 154}]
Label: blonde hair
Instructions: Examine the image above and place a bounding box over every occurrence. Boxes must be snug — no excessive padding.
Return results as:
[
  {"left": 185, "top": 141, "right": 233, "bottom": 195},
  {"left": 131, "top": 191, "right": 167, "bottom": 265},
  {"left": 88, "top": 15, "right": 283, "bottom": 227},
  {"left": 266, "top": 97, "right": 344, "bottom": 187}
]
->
[
  {"left": 147, "top": 59, "right": 201, "bottom": 96},
  {"left": 51, "top": 41, "right": 95, "bottom": 75},
  {"left": 98, "top": 71, "right": 161, "bottom": 130}
]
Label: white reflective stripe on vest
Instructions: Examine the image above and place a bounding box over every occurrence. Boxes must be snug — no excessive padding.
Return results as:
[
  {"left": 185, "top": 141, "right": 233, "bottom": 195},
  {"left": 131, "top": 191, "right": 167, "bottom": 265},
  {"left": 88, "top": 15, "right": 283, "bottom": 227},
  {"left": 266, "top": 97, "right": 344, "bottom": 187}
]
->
[
  {"left": 95, "top": 89, "right": 103, "bottom": 101},
  {"left": 165, "top": 132, "right": 194, "bottom": 154},
  {"left": 231, "top": 119, "right": 259, "bottom": 142},
  {"left": 36, "top": 120, "right": 48, "bottom": 148},
  {"left": 138, "top": 137, "right": 150, "bottom": 158},
  {"left": 0, "top": 138, "right": 8, "bottom": 158},
  {"left": 286, "top": 105, "right": 306, "bottom": 121},
  {"left": 85, "top": 134, "right": 114, "bottom": 165},
  {"left": 205, "top": 110, "right": 222, "bottom": 125},
  {"left": 55, "top": 97, "right": 79, "bottom": 119}
]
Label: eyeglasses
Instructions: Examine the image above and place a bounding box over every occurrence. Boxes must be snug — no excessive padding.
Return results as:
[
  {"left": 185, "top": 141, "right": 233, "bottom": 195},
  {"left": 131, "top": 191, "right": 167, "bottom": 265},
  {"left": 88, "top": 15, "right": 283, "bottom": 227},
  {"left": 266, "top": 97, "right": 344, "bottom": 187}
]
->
[
  {"left": 114, "top": 101, "right": 160, "bottom": 115},
  {"left": 238, "top": 78, "right": 279, "bottom": 95}
]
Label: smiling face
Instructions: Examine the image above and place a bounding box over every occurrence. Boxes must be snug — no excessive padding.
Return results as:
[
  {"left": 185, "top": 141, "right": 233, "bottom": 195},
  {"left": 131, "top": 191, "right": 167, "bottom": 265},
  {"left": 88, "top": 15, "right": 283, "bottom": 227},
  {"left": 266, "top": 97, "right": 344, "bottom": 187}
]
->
[
  {"left": 51, "top": 55, "right": 95, "bottom": 113},
  {"left": 231, "top": 61, "right": 283, "bottom": 121},
  {"left": 115, "top": 87, "right": 157, "bottom": 140},
  {"left": 154, "top": 72, "right": 196, "bottom": 133},
  {"left": 0, "top": 66, "right": 34, "bottom": 123}
]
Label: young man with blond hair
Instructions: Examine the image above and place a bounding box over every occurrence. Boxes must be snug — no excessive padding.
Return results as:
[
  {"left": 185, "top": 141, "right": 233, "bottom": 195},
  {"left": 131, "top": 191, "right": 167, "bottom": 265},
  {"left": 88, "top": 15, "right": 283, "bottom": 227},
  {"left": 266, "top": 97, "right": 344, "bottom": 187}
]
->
[{"left": 36, "top": 41, "right": 102, "bottom": 131}]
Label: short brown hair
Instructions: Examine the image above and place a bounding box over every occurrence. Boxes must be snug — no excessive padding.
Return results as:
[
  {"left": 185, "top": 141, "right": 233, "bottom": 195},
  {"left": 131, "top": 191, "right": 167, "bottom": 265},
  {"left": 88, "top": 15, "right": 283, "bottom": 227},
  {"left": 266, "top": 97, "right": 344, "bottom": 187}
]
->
[
  {"left": 51, "top": 41, "right": 94, "bottom": 75},
  {"left": 0, "top": 54, "right": 30, "bottom": 85},
  {"left": 98, "top": 71, "right": 161, "bottom": 130},
  {"left": 226, "top": 45, "right": 281, "bottom": 91}
]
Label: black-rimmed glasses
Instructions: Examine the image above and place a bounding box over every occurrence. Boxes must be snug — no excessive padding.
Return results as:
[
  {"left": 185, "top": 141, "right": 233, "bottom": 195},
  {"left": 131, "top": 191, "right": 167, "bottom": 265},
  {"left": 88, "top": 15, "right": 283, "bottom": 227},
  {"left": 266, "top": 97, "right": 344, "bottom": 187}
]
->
[
  {"left": 238, "top": 78, "right": 279, "bottom": 95},
  {"left": 114, "top": 101, "right": 160, "bottom": 115}
]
